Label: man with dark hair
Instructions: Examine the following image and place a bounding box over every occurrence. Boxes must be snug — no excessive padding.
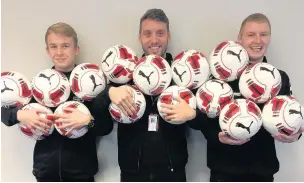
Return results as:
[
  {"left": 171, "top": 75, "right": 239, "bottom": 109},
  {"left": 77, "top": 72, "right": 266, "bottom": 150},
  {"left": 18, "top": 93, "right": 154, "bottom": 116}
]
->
[{"left": 102, "top": 9, "right": 196, "bottom": 182}]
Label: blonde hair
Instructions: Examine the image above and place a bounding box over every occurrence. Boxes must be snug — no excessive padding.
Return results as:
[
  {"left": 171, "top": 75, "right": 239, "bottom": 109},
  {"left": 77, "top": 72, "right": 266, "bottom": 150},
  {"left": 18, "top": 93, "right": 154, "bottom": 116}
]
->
[
  {"left": 45, "top": 22, "right": 78, "bottom": 47},
  {"left": 239, "top": 13, "right": 271, "bottom": 36}
]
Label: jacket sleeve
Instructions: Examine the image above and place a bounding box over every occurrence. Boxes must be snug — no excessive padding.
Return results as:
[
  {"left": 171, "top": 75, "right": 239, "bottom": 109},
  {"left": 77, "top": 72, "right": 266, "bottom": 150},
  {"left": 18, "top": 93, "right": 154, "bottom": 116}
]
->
[
  {"left": 89, "top": 85, "right": 114, "bottom": 136},
  {"left": 278, "top": 70, "right": 292, "bottom": 96},
  {"left": 1, "top": 107, "right": 20, "bottom": 126}
]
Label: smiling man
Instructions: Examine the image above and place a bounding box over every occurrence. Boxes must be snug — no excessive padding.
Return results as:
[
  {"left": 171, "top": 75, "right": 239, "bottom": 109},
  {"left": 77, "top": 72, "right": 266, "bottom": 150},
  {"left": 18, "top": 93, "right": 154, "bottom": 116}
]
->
[
  {"left": 103, "top": 9, "right": 196, "bottom": 182},
  {"left": 1, "top": 22, "right": 113, "bottom": 182},
  {"left": 190, "top": 13, "right": 303, "bottom": 182}
]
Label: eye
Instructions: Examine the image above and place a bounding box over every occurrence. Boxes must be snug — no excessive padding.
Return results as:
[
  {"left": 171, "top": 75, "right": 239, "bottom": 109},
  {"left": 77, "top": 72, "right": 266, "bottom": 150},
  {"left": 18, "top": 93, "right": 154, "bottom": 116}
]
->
[
  {"left": 143, "top": 31, "right": 151, "bottom": 37},
  {"left": 63, "top": 44, "right": 69, "bottom": 48},
  {"left": 50, "top": 45, "right": 56, "bottom": 49},
  {"left": 157, "top": 32, "right": 164, "bottom": 36}
]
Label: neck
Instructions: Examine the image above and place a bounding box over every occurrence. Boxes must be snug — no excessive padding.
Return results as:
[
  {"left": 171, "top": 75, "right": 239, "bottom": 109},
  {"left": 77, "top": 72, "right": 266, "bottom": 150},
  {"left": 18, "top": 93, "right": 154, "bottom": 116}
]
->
[
  {"left": 249, "top": 56, "right": 264, "bottom": 63},
  {"left": 55, "top": 66, "right": 74, "bottom": 73}
]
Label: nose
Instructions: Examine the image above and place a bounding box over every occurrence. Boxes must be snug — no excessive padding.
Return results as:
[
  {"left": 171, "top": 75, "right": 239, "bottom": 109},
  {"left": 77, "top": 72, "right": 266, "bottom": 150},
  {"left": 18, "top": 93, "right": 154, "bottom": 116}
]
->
[
  {"left": 254, "top": 35, "right": 262, "bottom": 43},
  {"left": 56, "top": 47, "right": 63, "bottom": 55},
  {"left": 151, "top": 33, "right": 158, "bottom": 44}
]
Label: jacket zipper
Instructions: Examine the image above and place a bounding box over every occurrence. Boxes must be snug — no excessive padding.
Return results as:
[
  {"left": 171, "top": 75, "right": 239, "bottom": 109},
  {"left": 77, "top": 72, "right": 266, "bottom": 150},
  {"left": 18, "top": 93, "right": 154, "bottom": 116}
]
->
[
  {"left": 152, "top": 95, "right": 174, "bottom": 172},
  {"left": 59, "top": 140, "right": 63, "bottom": 181},
  {"left": 137, "top": 144, "right": 142, "bottom": 172},
  {"left": 166, "top": 141, "right": 174, "bottom": 172}
]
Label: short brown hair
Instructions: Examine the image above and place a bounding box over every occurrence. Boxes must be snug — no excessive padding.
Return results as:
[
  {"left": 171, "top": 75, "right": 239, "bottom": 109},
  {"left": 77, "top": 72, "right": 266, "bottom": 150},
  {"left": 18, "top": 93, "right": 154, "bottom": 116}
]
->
[
  {"left": 239, "top": 13, "right": 271, "bottom": 36},
  {"left": 139, "top": 9, "right": 170, "bottom": 33},
  {"left": 45, "top": 22, "right": 78, "bottom": 47}
]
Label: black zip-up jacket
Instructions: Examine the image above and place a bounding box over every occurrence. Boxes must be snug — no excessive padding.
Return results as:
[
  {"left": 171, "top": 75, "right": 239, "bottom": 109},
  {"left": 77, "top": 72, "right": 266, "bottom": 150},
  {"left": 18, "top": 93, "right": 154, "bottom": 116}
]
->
[
  {"left": 1, "top": 67, "right": 113, "bottom": 179},
  {"left": 189, "top": 57, "right": 295, "bottom": 176},
  {"left": 103, "top": 53, "right": 196, "bottom": 172}
]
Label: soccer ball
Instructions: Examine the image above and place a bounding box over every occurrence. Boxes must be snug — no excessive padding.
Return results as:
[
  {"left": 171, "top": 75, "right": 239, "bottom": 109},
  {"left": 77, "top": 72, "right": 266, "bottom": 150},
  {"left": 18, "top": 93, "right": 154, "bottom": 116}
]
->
[
  {"left": 209, "top": 41, "right": 249, "bottom": 82},
  {"left": 239, "top": 62, "right": 281, "bottom": 103},
  {"left": 133, "top": 55, "right": 172, "bottom": 95},
  {"left": 1, "top": 71, "right": 32, "bottom": 107},
  {"left": 157, "top": 85, "right": 196, "bottom": 124},
  {"left": 262, "top": 95, "right": 304, "bottom": 135},
  {"left": 70, "top": 63, "right": 106, "bottom": 101},
  {"left": 219, "top": 99, "right": 262, "bottom": 140},
  {"left": 172, "top": 50, "right": 210, "bottom": 89},
  {"left": 54, "top": 101, "right": 90, "bottom": 139},
  {"left": 196, "top": 79, "right": 234, "bottom": 118},
  {"left": 19, "top": 103, "right": 55, "bottom": 140},
  {"left": 100, "top": 45, "right": 138, "bottom": 84},
  {"left": 109, "top": 85, "right": 146, "bottom": 124},
  {"left": 31, "top": 69, "right": 71, "bottom": 107}
]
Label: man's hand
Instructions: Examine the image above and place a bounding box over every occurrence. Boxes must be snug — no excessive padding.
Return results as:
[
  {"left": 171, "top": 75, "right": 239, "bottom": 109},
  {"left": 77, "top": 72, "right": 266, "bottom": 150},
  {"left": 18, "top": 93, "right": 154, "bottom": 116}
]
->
[
  {"left": 17, "top": 109, "right": 52, "bottom": 133},
  {"left": 54, "top": 108, "right": 91, "bottom": 135},
  {"left": 272, "top": 127, "right": 304, "bottom": 143},
  {"left": 159, "top": 96, "right": 196, "bottom": 124},
  {"left": 218, "top": 132, "right": 250, "bottom": 145},
  {"left": 109, "top": 85, "right": 137, "bottom": 116}
]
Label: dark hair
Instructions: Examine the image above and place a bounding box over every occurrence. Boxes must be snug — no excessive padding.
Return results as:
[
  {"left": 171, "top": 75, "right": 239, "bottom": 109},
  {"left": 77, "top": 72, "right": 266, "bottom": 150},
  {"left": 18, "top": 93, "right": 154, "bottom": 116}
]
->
[{"left": 139, "top": 8, "right": 169, "bottom": 33}]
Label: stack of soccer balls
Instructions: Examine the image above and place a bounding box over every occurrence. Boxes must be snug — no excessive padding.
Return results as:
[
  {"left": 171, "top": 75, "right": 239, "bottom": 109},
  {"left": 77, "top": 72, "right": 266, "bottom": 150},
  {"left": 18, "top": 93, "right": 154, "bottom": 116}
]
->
[
  {"left": 197, "top": 40, "right": 303, "bottom": 140},
  {"left": 1, "top": 62, "right": 108, "bottom": 140}
]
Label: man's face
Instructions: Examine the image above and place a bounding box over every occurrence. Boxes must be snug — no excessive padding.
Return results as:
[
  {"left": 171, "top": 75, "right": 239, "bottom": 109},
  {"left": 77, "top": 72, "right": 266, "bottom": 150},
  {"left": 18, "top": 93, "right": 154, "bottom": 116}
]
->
[
  {"left": 46, "top": 33, "right": 80, "bottom": 72},
  {"left": 139, "top": 19, "right": 170, "bottom": 57},
  {"left": 238, "top": 21, "right": 271, "bottom": 62}
]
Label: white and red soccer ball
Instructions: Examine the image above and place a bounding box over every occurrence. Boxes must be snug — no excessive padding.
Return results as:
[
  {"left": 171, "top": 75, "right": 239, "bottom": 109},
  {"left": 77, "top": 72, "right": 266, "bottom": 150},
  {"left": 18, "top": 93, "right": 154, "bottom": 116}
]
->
[
  {"left": 262, "top": 95, "right": 304, "bottom": 136},
  {"left": 100, "top": 45, "right": 138, "bottom": 84},
  {"left": 19, "top": 103, "right": 55, "bottom": 140},
  {"left": 172, "top": 50, "right": 210, "bottom": 89},
  {"left": 31, "top": 69, "right": 70, "bottom": 107},
  {"left": 54, "top": 101, "right": 90, "bottom": 139},
  {"left": 209, "top": 41, "right": 249, "bottom": 82},
  {"left": 70, "top": 63, "right": 106, "bottom": 101},
  {"left": 133, "top": 55, "right": 172, "bottom": 95},
  {"left": 157, "top": 85, "right": 196, "bottom": 124},
  {"left": 1, "top": 71, "right": 32, "bottom": 107},
  {"left": 239, "top": 62, "right": 281, "bottom": 103},
  {"left": 219, "top": 99, "right": 262, "bottom": 140},
  {"left": 109, "top": 85, "right": 146, "bottom": 124},
  {"left": 196, "top": 79, "right": 234, "bottom": 118}
]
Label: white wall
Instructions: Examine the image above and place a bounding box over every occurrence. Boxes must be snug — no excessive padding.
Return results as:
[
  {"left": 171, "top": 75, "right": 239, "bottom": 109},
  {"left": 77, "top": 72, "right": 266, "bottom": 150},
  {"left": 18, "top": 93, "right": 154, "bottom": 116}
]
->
[{"left": 1, "top": 0, "right": 304, "bottom": 181}]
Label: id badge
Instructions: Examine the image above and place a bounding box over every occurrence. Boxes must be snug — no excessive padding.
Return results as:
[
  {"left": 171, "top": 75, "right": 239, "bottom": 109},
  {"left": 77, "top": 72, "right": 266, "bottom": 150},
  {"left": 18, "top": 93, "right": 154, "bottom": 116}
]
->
[{"left": 148, "top": 114, "right": 159, "bottom": 132}]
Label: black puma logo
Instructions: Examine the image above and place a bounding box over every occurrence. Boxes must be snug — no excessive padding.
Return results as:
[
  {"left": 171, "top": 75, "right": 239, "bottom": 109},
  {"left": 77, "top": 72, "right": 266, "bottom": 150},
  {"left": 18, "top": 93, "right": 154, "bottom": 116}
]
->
[
  {"left": 260, "top": 67, "right": 275, "bottom": 79},
  {"left": 211, "top": 79, "right": 224, "bottom": 89},
  {"left": 38, "top": 73, "right": 55, "bottom": 85},
  {"left": 138, "top": 70, "right": 154, "bottom": 85},
  {"left": 89, "top": 75, "right": 103, "bottom": 92},
  {"left": 236, "top": 121, "right": 254, "bottom": 134},
  {"left": 102, "top": 51, "right": 113, "bottom": 66},
  {"left": 289, "top": 106, "right": 303, "bottom": 119},
  {"left": 1, "top": 81, "right": 14, "bottom": 93},
  {"left": 173, "top": 67, "right": 186, "bottom": 82},
  {"left": 227, "top": 50, "right": 242, "bottom": 62}
]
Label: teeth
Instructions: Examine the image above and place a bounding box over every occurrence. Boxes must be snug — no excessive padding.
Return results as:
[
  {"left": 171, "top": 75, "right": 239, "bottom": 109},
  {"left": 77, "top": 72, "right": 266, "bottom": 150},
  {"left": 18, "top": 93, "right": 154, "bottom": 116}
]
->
[{"left": 251, "top": 47, "right": 262, "bottom": 52}]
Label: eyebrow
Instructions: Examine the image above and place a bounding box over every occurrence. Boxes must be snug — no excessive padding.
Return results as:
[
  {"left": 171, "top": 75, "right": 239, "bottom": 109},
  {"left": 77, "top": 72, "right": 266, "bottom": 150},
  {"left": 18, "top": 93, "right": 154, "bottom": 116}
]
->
[{"left": 48, "top": 43, "right": 71, "bottom": 46}]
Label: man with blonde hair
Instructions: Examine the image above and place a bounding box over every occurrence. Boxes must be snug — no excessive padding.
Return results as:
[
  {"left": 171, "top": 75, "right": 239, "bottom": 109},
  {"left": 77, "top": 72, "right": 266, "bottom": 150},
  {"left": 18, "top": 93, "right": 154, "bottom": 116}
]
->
[
  {"left": 1, "top": 22, "right": 113, "bottom": 182},
  {"left": 191, "top": 13, "right": 303, "bottom": 182}
]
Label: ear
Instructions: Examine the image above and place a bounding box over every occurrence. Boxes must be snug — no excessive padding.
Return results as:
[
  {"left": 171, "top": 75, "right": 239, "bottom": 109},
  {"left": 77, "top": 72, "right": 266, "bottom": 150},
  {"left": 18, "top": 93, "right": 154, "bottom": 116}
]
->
[
  {"left": 236, "top": 34, "right": 242, "bottom": 44},
  {"left": 75, "top": 46, "right": 80, "bottom": 56},
  {"left": 46, "top": 46, "right": 51, "bottom": 56},
  {"left": 138, "top": 32, "right": 142, "bottom": 43},
  {"left": 168, "top": 31, "right": 171, "bottom": 40}
]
